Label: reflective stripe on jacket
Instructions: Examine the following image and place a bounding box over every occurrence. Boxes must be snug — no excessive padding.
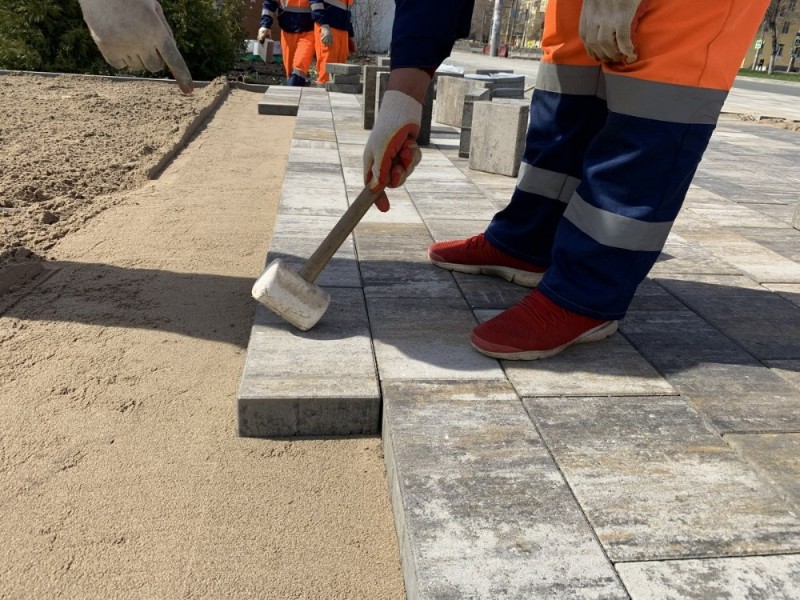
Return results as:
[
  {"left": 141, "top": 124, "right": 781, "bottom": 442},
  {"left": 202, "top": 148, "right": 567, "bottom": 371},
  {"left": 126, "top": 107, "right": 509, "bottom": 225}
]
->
[
  {"left": 310, "top": 0, "right": 354, "bottom": 32},
  {"left": 261, "top": 0, "right": 314, "bottom": 33}
]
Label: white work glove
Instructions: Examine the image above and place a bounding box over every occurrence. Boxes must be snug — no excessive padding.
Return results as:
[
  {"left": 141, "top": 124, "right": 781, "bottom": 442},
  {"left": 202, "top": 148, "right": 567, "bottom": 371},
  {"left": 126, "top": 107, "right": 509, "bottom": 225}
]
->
[
  {"left": 320, "top": 24, "right": 333, "bottom": 47},
  {"left": 579, "top": 0, "right": 644, "bottom": 63},
  {"left": 363, "top": 90, "right": 422, "bottom": 212},
  {"left": 77, "top": 0, "right": 193, "bottom": 94},
  {"left": 258, "top": 27, "right": 272, "bottom": 43}
]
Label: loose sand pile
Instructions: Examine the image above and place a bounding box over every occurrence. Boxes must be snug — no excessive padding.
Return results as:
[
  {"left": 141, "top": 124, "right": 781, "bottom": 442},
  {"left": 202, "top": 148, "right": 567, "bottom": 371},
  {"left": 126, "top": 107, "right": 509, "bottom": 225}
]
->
[
  {"left": 0, "top": 73, "right": 225, "bottom": 268},
  {"left": 0, "top": 79, "right": 404, "bottom": 597}
]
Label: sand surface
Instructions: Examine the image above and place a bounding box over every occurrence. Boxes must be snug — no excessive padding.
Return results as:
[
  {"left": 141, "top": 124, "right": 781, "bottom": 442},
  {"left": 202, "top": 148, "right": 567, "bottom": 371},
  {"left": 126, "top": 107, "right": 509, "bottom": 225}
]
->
[{"left": 0, "top": 80, "right": 404, "bottom": 598}]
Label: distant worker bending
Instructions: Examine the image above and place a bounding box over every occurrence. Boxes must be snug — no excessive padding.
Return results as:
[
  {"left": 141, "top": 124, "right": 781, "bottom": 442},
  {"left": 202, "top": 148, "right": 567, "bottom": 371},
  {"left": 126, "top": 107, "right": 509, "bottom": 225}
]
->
[
  {"left": 312, "top": 0, "right": 356, "bottom": 85},
  {"left": 259, "top": 0, "right": 316, "bottom": 86}
]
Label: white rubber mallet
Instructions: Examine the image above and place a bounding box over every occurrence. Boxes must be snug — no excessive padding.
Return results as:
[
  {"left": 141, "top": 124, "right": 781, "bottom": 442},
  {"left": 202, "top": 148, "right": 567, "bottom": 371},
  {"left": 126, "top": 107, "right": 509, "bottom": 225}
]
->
[{"left": 251, "top": 185, "right": 382, "bottom": 331}]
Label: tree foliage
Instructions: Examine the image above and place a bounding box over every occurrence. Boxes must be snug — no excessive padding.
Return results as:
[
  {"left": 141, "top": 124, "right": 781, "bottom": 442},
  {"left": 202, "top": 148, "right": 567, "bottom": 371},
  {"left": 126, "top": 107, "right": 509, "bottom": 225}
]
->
[{"left": 0, "top": 0, "right": 245, "bottom": 81}]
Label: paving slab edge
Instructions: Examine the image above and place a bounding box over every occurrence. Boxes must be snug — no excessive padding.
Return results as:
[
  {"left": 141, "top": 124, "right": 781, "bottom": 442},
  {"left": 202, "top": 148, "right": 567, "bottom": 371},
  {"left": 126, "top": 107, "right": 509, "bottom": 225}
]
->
[{"left": 147, "top": 81, "right": 232, "bottom": 180}]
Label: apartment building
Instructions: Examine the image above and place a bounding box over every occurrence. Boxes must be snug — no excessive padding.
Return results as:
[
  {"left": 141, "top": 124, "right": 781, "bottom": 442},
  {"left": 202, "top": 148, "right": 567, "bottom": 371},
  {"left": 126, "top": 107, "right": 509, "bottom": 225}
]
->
[
  {"left": 470, "top": 0, "right": 549, "bottom": 47},
  {"left": 743, "top": 0, "right": 800, "bottom": 71}
]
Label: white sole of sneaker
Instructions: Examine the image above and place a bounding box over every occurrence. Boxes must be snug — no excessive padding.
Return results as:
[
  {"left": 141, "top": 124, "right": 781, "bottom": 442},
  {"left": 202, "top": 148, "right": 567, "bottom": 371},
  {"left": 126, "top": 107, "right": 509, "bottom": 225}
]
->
[
  {"left": 472, "top": 320, "right": 619, "bottom": 361},
  {"left": 431, "top": 259, "right": 543, "bottom": 288}
]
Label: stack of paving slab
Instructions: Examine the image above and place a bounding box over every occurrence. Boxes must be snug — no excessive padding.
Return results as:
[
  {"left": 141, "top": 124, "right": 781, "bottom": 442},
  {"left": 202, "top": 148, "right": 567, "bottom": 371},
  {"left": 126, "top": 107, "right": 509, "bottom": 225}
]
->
[
  {"left": 324, "top": 63, "right": 363, "bottom": 94},
  {"left": 435, "top": 73, "right": 524, "bottom": 128},
  {"left": 241, "top": 86, "right": 800, "bottom": 597}
]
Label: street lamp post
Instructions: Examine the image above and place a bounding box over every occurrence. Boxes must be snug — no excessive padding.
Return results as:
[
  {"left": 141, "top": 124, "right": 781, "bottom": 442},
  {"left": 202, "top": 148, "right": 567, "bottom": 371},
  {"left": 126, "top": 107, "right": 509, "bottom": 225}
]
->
[{"left": 489, "top": 0, "right": 504, "bottom": 56}]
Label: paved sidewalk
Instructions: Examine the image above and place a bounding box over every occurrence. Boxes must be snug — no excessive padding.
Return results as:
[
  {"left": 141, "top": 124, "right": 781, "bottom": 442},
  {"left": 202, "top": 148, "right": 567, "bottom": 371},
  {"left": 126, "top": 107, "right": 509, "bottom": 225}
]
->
[{"left": 243, "top": 80, "right": 800, "bottom": 597}]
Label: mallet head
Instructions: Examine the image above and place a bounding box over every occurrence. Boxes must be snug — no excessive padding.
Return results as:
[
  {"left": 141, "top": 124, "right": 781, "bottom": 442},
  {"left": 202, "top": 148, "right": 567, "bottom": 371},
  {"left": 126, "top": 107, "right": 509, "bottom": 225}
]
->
[{"left": 251, "top": 259, "right": 331, "bottom": 331}]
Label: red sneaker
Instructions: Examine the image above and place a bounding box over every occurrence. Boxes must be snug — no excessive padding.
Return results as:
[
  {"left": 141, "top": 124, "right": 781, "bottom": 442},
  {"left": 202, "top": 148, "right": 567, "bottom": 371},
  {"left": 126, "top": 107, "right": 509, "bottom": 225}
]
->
[
  {"left": 471, "top": 290, "right": 618, "bottom": 360},
  {"left": 428, "top": 233, "right": 544, "bottom": 287}
]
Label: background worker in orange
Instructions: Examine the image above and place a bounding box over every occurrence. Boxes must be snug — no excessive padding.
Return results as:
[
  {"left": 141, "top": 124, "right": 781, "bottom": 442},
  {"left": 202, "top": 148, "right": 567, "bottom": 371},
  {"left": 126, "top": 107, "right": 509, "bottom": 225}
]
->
[
  {"left": 258, "top": 0, "right": 316, "bottom": 86},
  {"left": 311, "top": 0, "right": 356, "bottom": 84},
  {"left": 364, "top": 0, "right": 771, "bottom": 360}
]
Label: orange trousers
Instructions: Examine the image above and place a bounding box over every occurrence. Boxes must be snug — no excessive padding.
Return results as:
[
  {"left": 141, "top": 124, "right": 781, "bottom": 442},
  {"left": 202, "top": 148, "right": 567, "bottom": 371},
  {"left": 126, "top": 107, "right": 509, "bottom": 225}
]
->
[
  {"left": 281, "top": 30, "right": 315, "bottom": 80},
  {"left": 314, "top": 24, "right": 349, "bottom": 84}
]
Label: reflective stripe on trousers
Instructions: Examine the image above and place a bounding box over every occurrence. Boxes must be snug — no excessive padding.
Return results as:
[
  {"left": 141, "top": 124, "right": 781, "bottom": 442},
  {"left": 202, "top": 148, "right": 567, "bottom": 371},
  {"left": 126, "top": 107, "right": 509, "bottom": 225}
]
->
[{"left": 485, "top": 0, "right": 769, "bottom": 320}]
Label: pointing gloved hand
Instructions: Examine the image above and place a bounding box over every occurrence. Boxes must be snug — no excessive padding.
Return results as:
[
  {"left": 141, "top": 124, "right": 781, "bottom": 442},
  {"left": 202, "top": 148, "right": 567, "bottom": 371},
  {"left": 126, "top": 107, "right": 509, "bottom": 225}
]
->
[
  {"left": 77, "top": 0, "right": 193, "bottom": 94},
  {"left": 258, "top": 27, "right": 272, "bottom": 43},
  {"left": 363, "top": 90, "right": 422, "bottom": 212},
  {"left": 320, "top": 24, "right": 333, "bottom": 47},
  {"left": 579, "top": 0, "right": 644, "bottom": 63}
]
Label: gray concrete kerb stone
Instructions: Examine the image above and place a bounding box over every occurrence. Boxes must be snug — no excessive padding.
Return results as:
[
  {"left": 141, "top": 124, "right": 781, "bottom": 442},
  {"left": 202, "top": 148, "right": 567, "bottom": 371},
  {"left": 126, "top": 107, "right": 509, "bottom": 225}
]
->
[
  {"left": 469, "top": 99, "right": 530, "bottom": 177},
  {"left": 362, "top": 65, "right": 390, "bottom": 130},
  {"left": 435, "top": 75, "right": 493, "bottom": 127},
  {"left": 459, "top": 88, "right": 492, "bottom": 159},
  {"left": 325, "top": 63, "right": 362, "bottom": 76},
  {"left": 258, "top": 86, "right": 302, "bottom": 116}
]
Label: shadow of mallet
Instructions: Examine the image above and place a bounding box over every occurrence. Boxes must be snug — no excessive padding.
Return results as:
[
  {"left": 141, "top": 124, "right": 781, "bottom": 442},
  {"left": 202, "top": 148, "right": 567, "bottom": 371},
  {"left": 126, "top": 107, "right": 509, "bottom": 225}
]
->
[{"left": 251, "top": 186, "right": 381, "bottom": 330}]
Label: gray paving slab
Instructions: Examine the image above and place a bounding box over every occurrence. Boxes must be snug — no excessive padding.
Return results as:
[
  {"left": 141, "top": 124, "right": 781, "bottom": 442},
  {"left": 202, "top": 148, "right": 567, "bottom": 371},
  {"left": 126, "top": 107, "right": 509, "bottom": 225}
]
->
[
  {"left": 620, "top": 310, "right": 800, "bottom": 432},
  {"left": 473, "top": 310, "right": 675, "bottom": 397},
  {"left": 325, "top": 63, "right": 361, "bottom": 76},
  {"left": 266, "top": 213, "right": 361, "bottom": 288},
  {"left": 238, "top": 294, "right": 380, "bottom": 437},
  {"left": 359, "top": 187, "right": 424, "bottom": 225},
  {"left": 626, "top": 278, "right": 688, "bottom": 312},
  {"left": 383, "top": 380, "right": 627, "bottom": 600},
  {"left": 656, "top": 275, "right": 800, "bottom": 361},
  {"left": 354, "top": 222, "right": 463, "bottom": 299},
  {"left": 424, "top": 218, "right": 492, "bottom": 242},
  {"left": 526, "top": 395, "right": 800, "bottom": 561},
  {"left": 768, "top": 360, "right": 800, "bottom": 392},
  {"left": 452, "top": 273, "right": 530, "bottom": 310},
  {"left": 730, "top": 225, "right": 800, "bottom": 263},
  {"left": 257, "top": 86, "right": 302, "bottom": 116},
  {"left": 650, "top": 235, "right": 742, "bottom": 276},
  {"left": 367, "top": 297, "right": 505, "bottom": 381},
  {"left": 275, "top": 184, "right": 348, "bottom": 218},
  {"left": 678, "top": 230, "right": 800, "bottom": 283},
  {"left": 745, "top": 202, "right": 799, "bottom": 227},
  {"left": 617, "top": 555, "right": 800, "bottom": 600},
  {"left": 408, "top": 188, "right": 498, "bottom": 222},
  {"left": 469, "top": 100, "right": 529, "bottom": 177},
  {"left": 685, "top": 200, "right": 789, "bottom": 229},
  {"left": 725, "top": 433, "right": 800, "bottom": 510}
]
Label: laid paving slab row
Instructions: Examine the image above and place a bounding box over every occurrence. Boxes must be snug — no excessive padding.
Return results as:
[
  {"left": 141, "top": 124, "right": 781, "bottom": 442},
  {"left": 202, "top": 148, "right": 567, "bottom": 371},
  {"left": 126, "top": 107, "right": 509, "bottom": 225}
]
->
[
  {"left": 238, "top": 294, "right": 380, "bottom": 437},
  {"left": 241, "top": 90, "right": 800, "bottom": 593},
  {"left": 383, "top": 380, "right": 627, "bottom": 600},
  {"left": 525, "top": 395, "right": 800, "bottom": 562}
]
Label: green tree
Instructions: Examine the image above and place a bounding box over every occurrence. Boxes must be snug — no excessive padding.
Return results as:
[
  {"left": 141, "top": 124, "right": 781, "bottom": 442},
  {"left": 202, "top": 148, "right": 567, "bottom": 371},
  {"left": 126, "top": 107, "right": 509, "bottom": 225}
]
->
[{"left": 0, "top": 0, "right": 244, "bottom": 81}]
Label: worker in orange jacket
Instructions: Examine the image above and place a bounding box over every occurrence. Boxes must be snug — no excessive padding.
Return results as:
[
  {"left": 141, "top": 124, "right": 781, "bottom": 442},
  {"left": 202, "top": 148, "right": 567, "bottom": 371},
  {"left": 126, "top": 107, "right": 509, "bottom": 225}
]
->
[
  {"left": 311, "top": 0, "right": 356, "bottom": 84},
  {"left": 258, "top": 0, "right": 316, "bottom": 86},
  {"left": 364, "top": 0, "right": 771, "bottom": 360}
]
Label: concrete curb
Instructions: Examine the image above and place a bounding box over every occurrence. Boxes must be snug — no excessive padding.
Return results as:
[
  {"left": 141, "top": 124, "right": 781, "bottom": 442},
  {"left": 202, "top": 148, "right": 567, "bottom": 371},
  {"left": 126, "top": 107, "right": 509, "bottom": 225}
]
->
[{"left": 146, "top": 81, "right": 231, "bottom": 180}]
